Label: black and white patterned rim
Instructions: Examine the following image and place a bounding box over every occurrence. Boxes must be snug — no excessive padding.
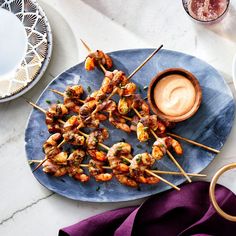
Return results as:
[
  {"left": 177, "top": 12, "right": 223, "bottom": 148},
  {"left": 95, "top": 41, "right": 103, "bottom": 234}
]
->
[{"left": 0, "top": 0, "right": 52, "bottom": 102}]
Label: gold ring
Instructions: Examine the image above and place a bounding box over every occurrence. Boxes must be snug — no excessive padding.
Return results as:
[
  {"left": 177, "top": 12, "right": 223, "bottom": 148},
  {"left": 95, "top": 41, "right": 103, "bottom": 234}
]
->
[{"left": 209, "top": 163, "right": 236, "bottom": 222}]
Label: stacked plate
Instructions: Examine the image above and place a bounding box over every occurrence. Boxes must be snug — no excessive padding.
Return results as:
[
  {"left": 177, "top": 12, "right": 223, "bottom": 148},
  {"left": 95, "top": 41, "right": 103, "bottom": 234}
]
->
[{"left": 0, "top": 0, "right": 52, "bottom": 102}]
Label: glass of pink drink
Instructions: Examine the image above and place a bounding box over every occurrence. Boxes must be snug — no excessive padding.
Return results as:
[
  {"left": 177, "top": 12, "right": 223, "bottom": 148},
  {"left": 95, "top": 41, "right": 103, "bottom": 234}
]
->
[{"left": 182, "top": 0, "right": 230, "bottom": 24}]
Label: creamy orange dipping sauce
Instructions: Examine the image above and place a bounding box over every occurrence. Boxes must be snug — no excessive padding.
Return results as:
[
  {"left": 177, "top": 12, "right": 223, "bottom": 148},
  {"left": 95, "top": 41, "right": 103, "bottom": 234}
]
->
[{"left": 153, "top": 74, "right": 196, "bottom": 116}]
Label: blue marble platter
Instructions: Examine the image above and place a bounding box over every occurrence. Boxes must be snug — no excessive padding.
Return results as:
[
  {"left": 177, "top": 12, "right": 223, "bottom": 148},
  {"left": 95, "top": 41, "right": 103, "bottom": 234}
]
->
[{"left": 25, "top": 49, "right": 235, "bottom": 202}]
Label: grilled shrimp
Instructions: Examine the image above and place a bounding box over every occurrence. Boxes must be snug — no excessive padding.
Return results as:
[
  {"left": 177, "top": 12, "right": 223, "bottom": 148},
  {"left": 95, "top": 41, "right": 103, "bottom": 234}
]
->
[
  {"left": 112, "top": 70, "right": 129, "bottom": 87},
  {"left": 152, "top": 137, "right": 183, "bottom": 160},
  {"left": 46, "top": 104, "right": 68, "bottom": 121},
  {"left": 42, "top": 160, "right": 67, "bottom": 177},
  {"left": 107, "top": 142, "right": 131, "bottom": 172},
  {"left": 100, "top": 70, "right": 129, "bottom": 94},
  {"left": 100, "top": 71, "right": 114, "bottom": 94},
  {"left": 79, "top": 100, "right": 97, "bottom": 120},
  {"left": 152, "top": 138, "right": 167, "bottom": 160},
  {"left": 88, "top": 90, "right": 106, "bottom": 102},
  {"left": 67, "top": 165, "right": 90, "bottom": 182},
  {"left": 85, "top": 56, "right": 95, "bottom": 71},
  {"left": 46, "top": 122, "right": 63, "bottom": 133},
  {"left": 43, "top": 133, "right": 62, "bottom": 158},
  {"left": 63, "top": 85, "right": 84, "bottom": 113},
  {"left": 63, "top": 116, "right": 82, "bottom": 132},
  {"left": 109, "top": 111, "right": 131, "bottom": 133},
  {"left": 62, "top": 117, "right": 85, "bottom": 146},
  {"left": 130, "top": 115, "right": 139, "bottom": 132},
  {"left": 117, "top": 82, "right": 137, "bottom": 96},
  {"left": 45, "top": 104, "right": 69, "bottom": 132},
  {"left": 52, "top": 151, "right": 68, "bottom": 165},
  {"left": 88, "top": 160, "right": 112, "bottom": 182},
  {"left": 79, "top": 99, "right": 102, "bottom": 128},
  {"left": 86, "top": 128, "right": 109, "bottom": 149},
  {"left": 114, "top": 171, "right": 138, "bottom": 187},
  {"left": 129, "top": 153, "right": 159, "bottom": 184},
  {"left": 63, "top": 130, "right": 85, "bottom": 146},
  {"left": 164, "top": 137, "right": 183, "bottom": 155},
  {"left": 95, "top": 113, "right": 107, "bottom": 121},
  {"left": 87, "top": 149, "right": 107, "bottom": 162},
  {"left": 137, "top": 122, "right": 149, "bottom": 142},
  {"left": 67, "top": 150, "right": 89, "bottom": 182},
  {"left": 107, "top": 141, "right": 138, "bottom": 187},
  {"left": 65, "top": 85, "right": 83, "bottom": 98},
  {"left": 132, "top": 95, "right": 150, "bottom": 115},
  {"left": 140, "top": 115, "right": 166, "bottom": 134},
  {"left": 85, "top": 50, "right": 113, "bottom": 71},
  {"left": 67, "top": 149, "right": 86, "bottom": 166},
  {"left": 118, "top": 97, "right": 132, "bottom": 115},
  {"left": 96, "top": 100, "right": 117, "bottom": 113}
]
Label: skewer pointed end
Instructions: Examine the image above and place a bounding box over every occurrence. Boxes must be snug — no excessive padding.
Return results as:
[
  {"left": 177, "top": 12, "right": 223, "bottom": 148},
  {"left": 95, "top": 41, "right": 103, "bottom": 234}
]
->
[{"left": 80, "top": 39, "right": 92, "bottom": 52}]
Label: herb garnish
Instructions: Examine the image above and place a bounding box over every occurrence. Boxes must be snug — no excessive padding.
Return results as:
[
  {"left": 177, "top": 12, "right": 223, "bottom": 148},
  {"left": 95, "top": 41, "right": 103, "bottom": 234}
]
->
[
  {"left": 136, "top": 144, "right": 142, "bottom": 149},
  {"left": 45, "top": 100, "right": 51, "bottom": 104},
  {"left": 136, "top": 155, "right": 142, "bottom": 163},
  {"left": 119, "top": 138, "right": 126, "bottom": 142},
  {"left": 138, "top": 86, "right": 142, "bottom": 93},
  {"left": 66, "top": 89, "right": 72, "bottom": 97},
  {"left": 122, "top": 159, "right": 130, "bottom": 165},
  {"left": 87, "top": 86, "right": 92, "bottom": 93},
  {"left": 96, "top": 186, "right": 100, "bottom": 191}
]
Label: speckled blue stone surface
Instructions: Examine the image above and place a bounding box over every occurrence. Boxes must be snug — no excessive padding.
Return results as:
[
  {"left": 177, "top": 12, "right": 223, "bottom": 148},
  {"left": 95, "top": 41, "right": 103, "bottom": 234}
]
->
[{"left": 25, "top": 49, "right": 235, "bottom": 202}]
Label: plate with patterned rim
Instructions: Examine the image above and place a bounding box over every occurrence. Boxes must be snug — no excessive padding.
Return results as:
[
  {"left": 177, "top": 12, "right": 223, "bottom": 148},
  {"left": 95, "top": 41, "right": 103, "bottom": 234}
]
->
[
  {"left": 0, "top": 0, "right": 52, "bottom": 103},
  {"left": 25, "top": 49, "right": 235, "bottom": 202}
]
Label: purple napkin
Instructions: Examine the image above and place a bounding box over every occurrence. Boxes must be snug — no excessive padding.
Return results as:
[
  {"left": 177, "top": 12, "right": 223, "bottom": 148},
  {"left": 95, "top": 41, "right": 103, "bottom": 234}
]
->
[{"left": 59, "top": 181, "right": 236, "bottom": 236}]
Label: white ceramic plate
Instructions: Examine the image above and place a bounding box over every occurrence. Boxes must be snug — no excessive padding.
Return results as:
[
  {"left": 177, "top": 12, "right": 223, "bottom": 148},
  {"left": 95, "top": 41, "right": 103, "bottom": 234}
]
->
[{"left": 0, "top": 0, "right": 52, "bottom": 103}]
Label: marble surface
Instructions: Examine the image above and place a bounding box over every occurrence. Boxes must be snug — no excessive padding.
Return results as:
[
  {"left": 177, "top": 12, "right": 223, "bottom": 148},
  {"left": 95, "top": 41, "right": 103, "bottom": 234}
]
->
[{"left": 1, "top": 0, "right": 236, "bottom": 235}]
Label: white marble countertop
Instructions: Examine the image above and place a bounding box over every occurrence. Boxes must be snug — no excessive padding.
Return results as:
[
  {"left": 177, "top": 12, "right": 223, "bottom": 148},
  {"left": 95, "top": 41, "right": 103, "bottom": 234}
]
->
[{"left": 1, "top": 0, "right": 236, "bottom": 235}]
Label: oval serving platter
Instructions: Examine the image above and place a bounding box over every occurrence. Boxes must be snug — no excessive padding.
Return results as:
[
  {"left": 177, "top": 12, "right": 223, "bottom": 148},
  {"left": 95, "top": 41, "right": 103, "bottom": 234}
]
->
[{"left": 25, "top": 49, "right": 235, "bottom": 202}]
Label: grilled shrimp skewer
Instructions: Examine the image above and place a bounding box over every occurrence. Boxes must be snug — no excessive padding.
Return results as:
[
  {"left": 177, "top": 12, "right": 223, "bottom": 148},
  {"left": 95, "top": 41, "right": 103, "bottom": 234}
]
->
[
  {"left": 129, "top": 153, "right": 160, "bottom": 184},
  {"left": 30, "top": 160, "right": 207, "bottom": 178}
]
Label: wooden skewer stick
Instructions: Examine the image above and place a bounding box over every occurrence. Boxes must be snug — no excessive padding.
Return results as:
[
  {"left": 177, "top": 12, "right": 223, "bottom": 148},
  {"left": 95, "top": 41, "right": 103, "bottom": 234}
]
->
[
  {"left": 80, "top": 39, "right": 92, "bottom": 54},
  {"left": 32, "top": 158, "right": 48, "bottom": 172},
  {"left": 80, "top": 39, "right": 107, "bottom": 74},
  {"left": 57, "top": 139, "right": 66, "bottom": 148},
  {"left": 26, "top": 100, "right": 47, "bottom": 114},
  {"left": 167, "top": 132, "right": 220, "bottom": 154},
  {"left": 127, "top": 45, "right": 163, "bottom": 80},
  {"left": 133, "top": 107, "right": 191, "bottom": 183},
  {"left": 29, "top": 160, "right": 207, "bottom": 177},
  {"left": 49, "top": 89, "right": 85, "bottom": 104}
]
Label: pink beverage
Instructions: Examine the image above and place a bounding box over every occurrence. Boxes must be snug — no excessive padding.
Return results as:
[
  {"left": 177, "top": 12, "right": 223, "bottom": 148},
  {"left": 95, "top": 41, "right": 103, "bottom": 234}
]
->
[{"left": 187, "top": 0, "right": 229, "bottom": 21}]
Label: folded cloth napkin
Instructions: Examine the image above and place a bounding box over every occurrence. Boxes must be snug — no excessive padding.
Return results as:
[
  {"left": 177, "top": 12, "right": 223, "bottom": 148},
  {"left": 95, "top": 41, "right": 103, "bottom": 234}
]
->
[{"left": 59, "top": 181, "right": 236, "bottom": 236}]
